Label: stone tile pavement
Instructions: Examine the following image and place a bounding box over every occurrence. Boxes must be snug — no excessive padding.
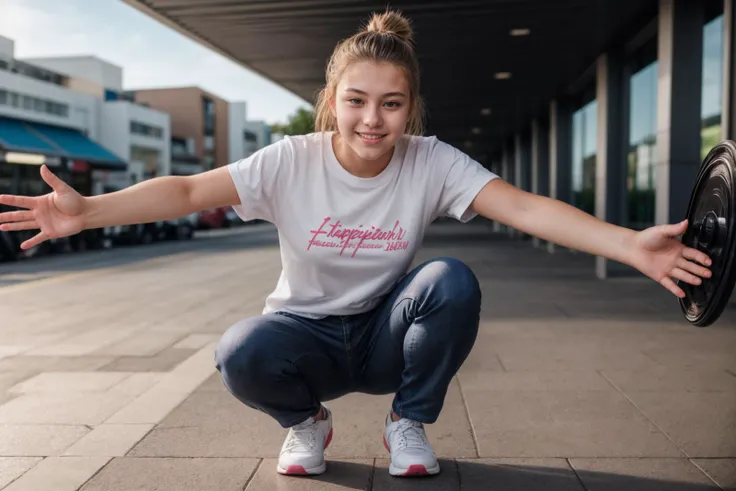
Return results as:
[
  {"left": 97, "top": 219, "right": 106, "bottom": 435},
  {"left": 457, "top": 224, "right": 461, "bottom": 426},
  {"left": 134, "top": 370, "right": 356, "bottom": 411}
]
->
[{"left": 0, "top": 221, "right": 734, "bottom": 490}]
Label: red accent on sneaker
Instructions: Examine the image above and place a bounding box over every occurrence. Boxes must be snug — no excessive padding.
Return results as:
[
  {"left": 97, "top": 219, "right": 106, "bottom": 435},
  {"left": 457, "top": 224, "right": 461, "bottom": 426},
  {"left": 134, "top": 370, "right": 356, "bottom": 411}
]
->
[
  {"left": 324, "top": 429, "right": 333, "bottom": 449},
  {"left": 402, "top": 465, "right": 429, "bottom": 476},
  {"left": 383, "top": 435, "right": 390, "bottom": 452},
  {"left": 283, "top": 465, "right": 308, "bottom": 475}
]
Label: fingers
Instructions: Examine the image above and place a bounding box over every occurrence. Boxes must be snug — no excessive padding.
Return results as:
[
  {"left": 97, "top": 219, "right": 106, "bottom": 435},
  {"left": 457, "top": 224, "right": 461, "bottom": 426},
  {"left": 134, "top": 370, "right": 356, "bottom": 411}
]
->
[
  {"left": 0, "top": 194, "right": 36, "bottom": 210},
  {"left": 21, "top": 231, "right": 48, "bottom": 250},
  {"left": 682, "top": 247, "right": 711, "bottom": 266},
  {"left": 40, "top": 165, "right": 70, "bottom": 193},
  {"left": 677, "top": 256, "right": 712, "bottom": 279},
  {"left": 660, "top": 276, "right": 686, "bottom": 298},
  {"left": 670, "top": 267, "right": 703, "bottom": 286},
  {"left": 0, "top": 210, "right": 34, "bottom": 224},
  {"left": 0, "top": 220, "right": 38, "bottom": 232}
]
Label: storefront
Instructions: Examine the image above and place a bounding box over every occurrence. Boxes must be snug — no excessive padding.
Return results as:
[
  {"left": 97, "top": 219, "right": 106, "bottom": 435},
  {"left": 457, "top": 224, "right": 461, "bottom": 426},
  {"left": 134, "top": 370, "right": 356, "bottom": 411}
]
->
[{"left": 0, "top": 116, "right": 127, "bottom": 259}]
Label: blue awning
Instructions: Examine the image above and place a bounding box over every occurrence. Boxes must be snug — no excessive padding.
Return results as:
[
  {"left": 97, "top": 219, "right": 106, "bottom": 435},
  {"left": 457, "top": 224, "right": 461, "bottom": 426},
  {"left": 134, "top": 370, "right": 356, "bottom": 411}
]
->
[{"left": 0, "top": 117, "right": 127, "bottom": 171}]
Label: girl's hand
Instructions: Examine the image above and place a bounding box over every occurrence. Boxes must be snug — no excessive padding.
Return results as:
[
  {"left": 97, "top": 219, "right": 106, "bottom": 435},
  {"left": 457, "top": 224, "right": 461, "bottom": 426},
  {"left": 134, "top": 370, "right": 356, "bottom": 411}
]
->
[
  {"left": 630, "top": 219, "right": 713, "bottom": 298},
  {"left": 0, "top": 165, "right": 88, "bottom": 250}
]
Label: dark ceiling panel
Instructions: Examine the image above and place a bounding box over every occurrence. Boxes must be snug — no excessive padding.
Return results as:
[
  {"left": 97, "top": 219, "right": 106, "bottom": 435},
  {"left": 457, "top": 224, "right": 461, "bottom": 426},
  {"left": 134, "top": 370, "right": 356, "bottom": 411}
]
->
[{"left": 126, "top": 0, "right": 659, "bottom": 155}]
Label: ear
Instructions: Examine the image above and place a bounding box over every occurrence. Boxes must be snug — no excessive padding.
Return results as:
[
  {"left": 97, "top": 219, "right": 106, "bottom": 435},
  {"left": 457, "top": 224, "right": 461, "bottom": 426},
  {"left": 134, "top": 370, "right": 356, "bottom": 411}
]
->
[{"left": 329, "top": 96, "right": 336, "bottom": 117}]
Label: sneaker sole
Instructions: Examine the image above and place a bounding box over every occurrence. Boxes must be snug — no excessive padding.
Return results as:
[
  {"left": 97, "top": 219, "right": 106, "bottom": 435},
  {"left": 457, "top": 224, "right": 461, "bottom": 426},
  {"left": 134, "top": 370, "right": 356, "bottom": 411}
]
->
[
  {"left": 277, "top": 428, "right": 333, "bottom": 476},
  {"left": 382, "top": 435, "right": 440, "bottom": 476}
]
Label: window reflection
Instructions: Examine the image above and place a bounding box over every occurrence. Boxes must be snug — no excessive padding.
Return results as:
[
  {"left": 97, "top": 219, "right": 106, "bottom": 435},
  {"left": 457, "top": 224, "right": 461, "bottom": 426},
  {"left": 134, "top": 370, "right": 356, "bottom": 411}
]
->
[
  {"left": 571, "top": 99, "right": 597, "bottom": 215},
  {"left": 701, "top": 13, "right": 724, "bottom": 159},
  {"left": 627, "top": 61, "right": 658, "bottom": 230}
]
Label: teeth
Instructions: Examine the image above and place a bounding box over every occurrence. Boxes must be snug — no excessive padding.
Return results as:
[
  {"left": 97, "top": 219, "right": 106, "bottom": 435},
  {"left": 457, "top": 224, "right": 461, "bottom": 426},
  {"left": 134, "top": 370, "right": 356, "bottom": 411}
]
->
[{"left": 359, "top": 133, "right": 383, "bottom": 140}]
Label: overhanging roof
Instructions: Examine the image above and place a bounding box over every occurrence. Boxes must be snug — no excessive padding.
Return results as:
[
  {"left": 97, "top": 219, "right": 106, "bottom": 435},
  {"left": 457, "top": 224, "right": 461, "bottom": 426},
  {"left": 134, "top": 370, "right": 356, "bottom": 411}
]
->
[{"left": 124, "top": 0, "right": 659, "bottom": 156}]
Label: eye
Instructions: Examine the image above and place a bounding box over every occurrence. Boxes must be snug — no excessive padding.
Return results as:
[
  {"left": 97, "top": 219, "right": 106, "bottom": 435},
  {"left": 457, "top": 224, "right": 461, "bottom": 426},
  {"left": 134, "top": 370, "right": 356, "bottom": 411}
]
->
[
  {"left": 348, "top": 98, "right": 363, "bottom": 105},
  {"left": 384, "top": 101, "right": 402, "bottom": 108}
]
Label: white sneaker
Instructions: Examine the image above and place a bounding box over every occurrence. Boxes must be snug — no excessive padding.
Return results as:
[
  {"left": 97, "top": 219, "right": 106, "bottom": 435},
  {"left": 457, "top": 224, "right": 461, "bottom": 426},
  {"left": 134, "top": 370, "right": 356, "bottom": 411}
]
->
[
  {"left": 277, "top": 406, "right": 333, "bottom": 475},
  {"left": 383, "top": 413, "right": 440, "bottom": 476}
]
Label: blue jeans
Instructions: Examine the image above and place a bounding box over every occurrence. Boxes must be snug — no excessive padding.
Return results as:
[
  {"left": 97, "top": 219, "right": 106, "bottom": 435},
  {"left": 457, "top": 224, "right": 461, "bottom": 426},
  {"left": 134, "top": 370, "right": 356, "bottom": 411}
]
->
[{"left": 214, "top": 257, "right": 481, "bottom": 428}]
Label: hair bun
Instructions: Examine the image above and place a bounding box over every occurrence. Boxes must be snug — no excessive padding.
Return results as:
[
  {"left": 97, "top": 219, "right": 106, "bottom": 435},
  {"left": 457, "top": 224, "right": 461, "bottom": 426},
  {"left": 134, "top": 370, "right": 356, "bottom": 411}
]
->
[{"left": 365, "top": 10, "right": 413, "bottom": 43}]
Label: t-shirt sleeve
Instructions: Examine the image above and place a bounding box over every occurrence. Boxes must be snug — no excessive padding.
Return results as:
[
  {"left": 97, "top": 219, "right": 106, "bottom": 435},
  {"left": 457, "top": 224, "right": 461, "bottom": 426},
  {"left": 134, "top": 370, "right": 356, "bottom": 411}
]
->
[
  {"left": 227, "top": 137, "right": 293, "bottom": 224},
  {"left": 430, "top": 138, "right": 499, "bottom": 222}
]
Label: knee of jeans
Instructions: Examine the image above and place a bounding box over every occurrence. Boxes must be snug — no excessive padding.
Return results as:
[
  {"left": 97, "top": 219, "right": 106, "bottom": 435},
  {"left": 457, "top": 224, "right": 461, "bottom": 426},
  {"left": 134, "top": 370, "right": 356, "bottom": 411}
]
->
[
  {"left": 215, "top": 323, "right": 271, "bottom": 399},
  {"left": 427, "top": 257, "right": 481, "bottom": 309}
]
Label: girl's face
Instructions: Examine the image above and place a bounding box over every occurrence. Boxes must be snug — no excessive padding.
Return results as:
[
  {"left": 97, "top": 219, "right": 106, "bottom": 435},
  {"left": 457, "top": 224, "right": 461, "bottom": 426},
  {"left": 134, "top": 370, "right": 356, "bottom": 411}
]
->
[{"left": 331, "top": 60, "right": 411, "bottom": 170}]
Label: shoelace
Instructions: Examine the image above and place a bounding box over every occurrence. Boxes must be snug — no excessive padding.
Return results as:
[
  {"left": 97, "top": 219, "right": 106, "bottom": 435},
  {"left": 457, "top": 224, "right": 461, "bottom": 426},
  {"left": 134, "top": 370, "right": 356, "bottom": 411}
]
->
[
  {"left": 283, "top": 419, "right": 319, "bottom": 453},
  {"left": 391, "top": 419, "right": 428, "bottom": 451}
]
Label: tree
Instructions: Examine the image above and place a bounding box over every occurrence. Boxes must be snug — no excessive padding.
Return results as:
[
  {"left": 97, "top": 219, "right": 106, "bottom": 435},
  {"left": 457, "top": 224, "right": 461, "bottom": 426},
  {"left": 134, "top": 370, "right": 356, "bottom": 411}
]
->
[{"left": 271, "top": 107, "right": 314, "bottom": 136}]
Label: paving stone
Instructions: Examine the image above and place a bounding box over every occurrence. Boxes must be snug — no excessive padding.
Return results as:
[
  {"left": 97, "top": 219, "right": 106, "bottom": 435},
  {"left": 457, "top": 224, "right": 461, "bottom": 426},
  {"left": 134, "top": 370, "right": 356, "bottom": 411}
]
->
[
  {"left": 644, "top": 350, "right": 736, "bottom": 372},
  {"left": 0, "top": 458, "right": 42, "bottom": 488},
  {"left": 0, "top": 425, "right": 89, "bottom": 456},
  {"left": 93, "top": 332, "right": 183, "bottom": 357},
  {"left": 0, "top": 373, "right": 35, "bottom": 393},
  {"left": 127, "top": 391, "right": 285, "bottom": 457},
  {"left": 171, "top": 334, "right": 220, "bottom": 350},
  {"left": 0, "top": 356, "right": 114, "bottom": 373},
  {"left": 371, "top": 459, "right": 459, "bottom": 490},
  {"left": 457, "top": 458, "right": 584, "bottom": 491},
  {"left": 622, "top": 391, "right": 736, "bottom": 457},
  {"left": 496, "top": 344, "right": 664, "bottom": 372},
  {"left": 4, "top": 456, "right": 111, "bottom": 491},
  {"left": 62, "top": 424, "right": 154, "bottom": 457},
  {"left": 600, "top": 366, "right": 736, "bottom": 392},
  {"left": 457, "top": 370, "right": 613, "bottom": 391},
  {"left": 8, "top": 372, "right": 132, "bottom": 393},
  {"left": 691, "top": 459, "right": 736, "bottom": 490},
  {"left": 96, "top": 348, "right": 196, "bottom": 372},
  {"left": 107, "top": 373, "right": 164, "bottom": 397},
  {"left": 245, "top": 459, "right": 372, "bottom": 490},
  {"left": 0, "top": 392, "right": 136, "bottom": 425},
  {"left": 462, "top": 390, "right": 683, "bottom": 457},
  {"left": 79, "top": 457, "right": 258, "bottom": 491},
  {"left": 569, "top": 458, "right": 720, "bottom": 490}
]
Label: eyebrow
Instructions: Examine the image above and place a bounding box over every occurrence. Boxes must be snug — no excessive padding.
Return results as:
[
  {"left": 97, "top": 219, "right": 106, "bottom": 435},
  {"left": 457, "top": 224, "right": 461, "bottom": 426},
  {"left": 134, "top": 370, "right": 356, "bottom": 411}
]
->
[{"left": 345, "top": 88, "right": 407, "bottom": 98}]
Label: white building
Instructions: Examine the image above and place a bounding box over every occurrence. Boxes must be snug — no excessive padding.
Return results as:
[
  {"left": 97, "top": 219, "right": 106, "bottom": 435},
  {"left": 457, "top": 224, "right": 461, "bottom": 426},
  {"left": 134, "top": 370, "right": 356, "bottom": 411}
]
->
[
  {"left": 0, "top": 36, "right": 171, "bottom": 197},
  {"left": 25, "top": 54, "right": 171, "bottom": 192},
  {"left": 228, "top": 101, "right": 272, "bottom": 161}
]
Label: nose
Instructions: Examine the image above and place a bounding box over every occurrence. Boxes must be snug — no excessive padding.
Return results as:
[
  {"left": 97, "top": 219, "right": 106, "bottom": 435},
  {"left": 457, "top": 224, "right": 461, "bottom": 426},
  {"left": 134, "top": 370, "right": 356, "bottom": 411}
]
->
[{"left": 362, "top": 103, "right": 382, "bottom": 128}]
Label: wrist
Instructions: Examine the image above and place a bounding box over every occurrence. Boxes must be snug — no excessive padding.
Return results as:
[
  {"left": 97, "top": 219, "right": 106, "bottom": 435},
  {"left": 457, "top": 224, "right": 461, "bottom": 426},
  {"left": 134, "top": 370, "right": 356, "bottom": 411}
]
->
[
  {"left": 618, "top": 227, "right": 640, "bottom": 267},
  {"left": 81, "top": 196, "right": 97, "bottom": 230}
]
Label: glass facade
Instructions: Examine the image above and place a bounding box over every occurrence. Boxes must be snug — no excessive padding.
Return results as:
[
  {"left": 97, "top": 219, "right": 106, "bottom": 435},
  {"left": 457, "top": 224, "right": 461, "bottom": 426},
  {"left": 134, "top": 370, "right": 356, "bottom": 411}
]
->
[
  {"left": 571, "top": 99, "right": 597, "bottom": 215},
  {"left": 701, "top": 12, "right": 724, "bottom": 159},
  {"left": 627, "top": 55, "right": 658, "bottom": 230}
]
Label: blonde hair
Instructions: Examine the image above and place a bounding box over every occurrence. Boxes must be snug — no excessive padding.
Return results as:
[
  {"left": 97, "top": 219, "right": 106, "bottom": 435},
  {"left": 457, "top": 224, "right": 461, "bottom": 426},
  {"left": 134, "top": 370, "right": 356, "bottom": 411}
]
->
[{"left": 313, "top": 9, "right": 425, "bottom": 136}]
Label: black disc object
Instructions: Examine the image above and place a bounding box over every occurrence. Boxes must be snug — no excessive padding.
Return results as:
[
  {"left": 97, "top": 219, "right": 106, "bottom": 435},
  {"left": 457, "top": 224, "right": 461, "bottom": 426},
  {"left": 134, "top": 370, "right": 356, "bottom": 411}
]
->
[{"left": 679, "top": 140, "right": 736, "bottom": 327}]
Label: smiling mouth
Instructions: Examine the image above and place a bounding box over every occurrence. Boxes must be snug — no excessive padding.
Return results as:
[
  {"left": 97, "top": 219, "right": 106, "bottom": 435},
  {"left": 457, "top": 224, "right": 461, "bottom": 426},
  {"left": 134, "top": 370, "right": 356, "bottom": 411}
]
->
[{"left": 356, "top": 132, "right": 386, "bottom": 141}]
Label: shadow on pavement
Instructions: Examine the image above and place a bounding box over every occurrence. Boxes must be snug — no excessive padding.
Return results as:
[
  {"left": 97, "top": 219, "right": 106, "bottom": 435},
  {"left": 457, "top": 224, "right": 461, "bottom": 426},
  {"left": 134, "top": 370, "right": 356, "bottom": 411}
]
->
[{"left": 289, "top": 459, "right": 723, "bottom": 490}]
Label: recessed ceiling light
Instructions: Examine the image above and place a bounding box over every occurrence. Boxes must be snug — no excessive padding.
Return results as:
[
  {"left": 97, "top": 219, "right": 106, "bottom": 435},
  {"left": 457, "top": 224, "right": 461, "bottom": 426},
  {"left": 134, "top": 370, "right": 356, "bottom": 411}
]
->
[
  {"left": 495, "top": 72, "right": 512, "bottom": 80},
  {"left": 472, "top": 127, "right": 482, "bottom": 135},
  {"left": 510, "top": 28, "right": 530, "bottom": 36},
  {"left": 480, "top": 108, "right": 491, "bottom": 116}
]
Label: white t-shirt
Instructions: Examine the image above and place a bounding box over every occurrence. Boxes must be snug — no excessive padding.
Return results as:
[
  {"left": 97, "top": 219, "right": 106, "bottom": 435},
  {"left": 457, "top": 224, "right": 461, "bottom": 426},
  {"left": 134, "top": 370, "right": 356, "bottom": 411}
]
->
[{"left": 228, "top": 131, "right": 498, "bottom": 318}]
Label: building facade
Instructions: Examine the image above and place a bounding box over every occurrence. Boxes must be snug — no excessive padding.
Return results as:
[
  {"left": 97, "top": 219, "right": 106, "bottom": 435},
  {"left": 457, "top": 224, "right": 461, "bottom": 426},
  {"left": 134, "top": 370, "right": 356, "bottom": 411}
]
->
[
  {"left": 131, "top": 87, "right": 230, "bottom": 171},
  {"left": 487, "top": 0, "right": 735, "bottom": 280}
]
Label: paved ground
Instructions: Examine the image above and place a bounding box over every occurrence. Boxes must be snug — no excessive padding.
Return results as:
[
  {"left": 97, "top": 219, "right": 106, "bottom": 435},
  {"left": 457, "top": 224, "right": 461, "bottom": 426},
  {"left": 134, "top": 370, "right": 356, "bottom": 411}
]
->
[{"left": 0, "top": 221, "right": 734, "bottom": 490}]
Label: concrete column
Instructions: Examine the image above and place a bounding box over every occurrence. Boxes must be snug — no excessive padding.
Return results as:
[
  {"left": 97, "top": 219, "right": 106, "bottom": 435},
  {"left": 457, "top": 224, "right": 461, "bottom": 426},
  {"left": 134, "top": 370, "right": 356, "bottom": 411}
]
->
[
  {"left": 656, "top": 0, "right": 705, "bottom": 225},
  {"left": 532, "top": 118, "right": 550, "bottom": 248},
  {"left": 547, "top": 99, "right": 573, "bottom": 253},
  {"left": 724, "top": 0, "right": 736, "bottom": 140},
  {"left": 595, "top": 52, "right": 627, "bottom": 279}
]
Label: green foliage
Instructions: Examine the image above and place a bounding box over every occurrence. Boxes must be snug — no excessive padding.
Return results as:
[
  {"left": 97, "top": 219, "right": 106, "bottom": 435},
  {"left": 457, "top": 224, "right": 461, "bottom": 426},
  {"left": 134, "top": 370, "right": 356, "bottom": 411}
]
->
[{"left": 271, "top": 108, "right": 315, "bottom": 136}]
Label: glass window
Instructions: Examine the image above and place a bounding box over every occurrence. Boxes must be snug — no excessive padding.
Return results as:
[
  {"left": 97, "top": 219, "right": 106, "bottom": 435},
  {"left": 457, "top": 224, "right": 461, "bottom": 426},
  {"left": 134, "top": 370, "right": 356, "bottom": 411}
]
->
[
  {"left": 627, "top": 60, "right": 658, "bottom": 230},
  {"left": 701, "top": 13, "right": 724, "bottom": 159},
  {"left": 571, "top": 99, "right": 597, "bottom": 215}
]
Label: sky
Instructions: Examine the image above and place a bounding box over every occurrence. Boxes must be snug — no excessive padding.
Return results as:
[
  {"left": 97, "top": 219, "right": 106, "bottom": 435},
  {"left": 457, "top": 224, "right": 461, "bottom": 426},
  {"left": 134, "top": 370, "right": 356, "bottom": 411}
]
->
[{"left": 0, "top": 0, "right": 311, "bottom": 126}]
